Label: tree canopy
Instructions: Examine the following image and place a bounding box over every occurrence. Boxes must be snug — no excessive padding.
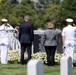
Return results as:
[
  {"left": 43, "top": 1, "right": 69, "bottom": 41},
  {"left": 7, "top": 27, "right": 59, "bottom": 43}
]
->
[{"left": 0, "top": 0, "right": 76, "bottom": 29}]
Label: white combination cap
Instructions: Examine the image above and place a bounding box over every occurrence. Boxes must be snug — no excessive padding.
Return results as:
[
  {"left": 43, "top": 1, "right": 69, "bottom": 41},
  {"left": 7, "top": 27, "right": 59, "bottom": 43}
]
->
[
  {"left": 1, "top": 19, "right": 8, "bottom": 22},
  {"left": 66, "top": 18, "right": 73, "bottom": 22}
]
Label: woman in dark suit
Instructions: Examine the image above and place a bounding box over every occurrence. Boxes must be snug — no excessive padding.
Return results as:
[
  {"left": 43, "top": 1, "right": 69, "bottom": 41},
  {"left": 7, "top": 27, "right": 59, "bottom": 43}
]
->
[{"left": 43, "top": 22, "right": 58, "bottom": 66}]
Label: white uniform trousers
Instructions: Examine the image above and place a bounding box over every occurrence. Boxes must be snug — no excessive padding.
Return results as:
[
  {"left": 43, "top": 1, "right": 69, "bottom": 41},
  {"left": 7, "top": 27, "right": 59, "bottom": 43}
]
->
[
  {"left": 0, "top": 45, "right": 8, "bottom": 64},
  {"left": 64, "top": 41, "right": 75, "bottom": 64}
]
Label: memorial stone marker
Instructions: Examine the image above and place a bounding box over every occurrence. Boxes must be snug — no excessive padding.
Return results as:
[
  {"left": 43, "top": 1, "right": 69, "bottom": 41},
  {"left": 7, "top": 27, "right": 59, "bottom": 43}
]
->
[
  {"left": 34, "top": 29, "right": 63, "bottom": 53},
  {"left": 34, "top": 29, "right": 45, "bottom": 53},
  {"left": 27, "top": 59, "right": 44, "bottom": 75},
  {"left": 60, "top": 55, "right": 72, "bottom": 75}
]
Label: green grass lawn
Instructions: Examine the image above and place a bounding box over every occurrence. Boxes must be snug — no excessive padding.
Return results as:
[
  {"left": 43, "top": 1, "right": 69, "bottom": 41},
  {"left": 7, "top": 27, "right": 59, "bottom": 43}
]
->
[{"left": 0, "top": 63, "right": 76, "bottom": 75}]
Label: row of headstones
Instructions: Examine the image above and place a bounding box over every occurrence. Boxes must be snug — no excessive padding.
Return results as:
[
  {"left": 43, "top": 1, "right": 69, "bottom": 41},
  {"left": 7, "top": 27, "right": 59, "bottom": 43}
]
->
[{"left": 27, "top": 55, "right": 72, "bottom": 75}]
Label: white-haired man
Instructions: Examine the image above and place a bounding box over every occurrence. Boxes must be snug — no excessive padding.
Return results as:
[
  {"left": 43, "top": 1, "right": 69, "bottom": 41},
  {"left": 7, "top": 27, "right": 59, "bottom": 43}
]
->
[{"left": 62, "top": 18, "right": 76, "bottom": 66}]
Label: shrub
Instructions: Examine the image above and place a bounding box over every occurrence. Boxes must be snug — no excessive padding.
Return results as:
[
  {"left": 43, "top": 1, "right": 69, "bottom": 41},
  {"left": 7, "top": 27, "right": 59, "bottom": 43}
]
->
[
  {"left": 8, "top": 50, "right": 27, "bottom": 63},
  {"left": 8, "top": 50, "right": 76, "bottom": 65}
]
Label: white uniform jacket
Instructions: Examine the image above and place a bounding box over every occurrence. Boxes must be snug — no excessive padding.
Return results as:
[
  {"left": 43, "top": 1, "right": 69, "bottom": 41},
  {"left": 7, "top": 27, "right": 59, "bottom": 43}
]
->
[
  {"left": 62, "top": 25, "right": 76, "bottom": 49},
  {"left": 0, "top": 24, "right": 14, "bottom": 45}
]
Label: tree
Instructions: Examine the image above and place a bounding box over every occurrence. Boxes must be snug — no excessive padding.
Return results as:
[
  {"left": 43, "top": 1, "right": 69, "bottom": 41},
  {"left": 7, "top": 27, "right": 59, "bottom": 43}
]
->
[
  {"left": 0, "top": 0, "right": 38, "bottom": 28},
  {"left": 51, "top": 0, "right": 61, "bottom": 4},
  {"left": 61, "top": 0, "right": 76, "bottom": 26},
  {"left": 0, "top": 0, "right": 76, "bottom": 29},
  {"left": 0, "top": 0, "right": 2, "bottom": 9},
  {"left": 42, "top": 4, "right": 62, "bottom": 29}
]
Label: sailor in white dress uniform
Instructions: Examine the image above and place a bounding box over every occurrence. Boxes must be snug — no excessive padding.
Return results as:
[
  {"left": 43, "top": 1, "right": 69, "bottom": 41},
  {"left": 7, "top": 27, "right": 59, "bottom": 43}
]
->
[
  {"left": 0, "top": 19, "right": 14, "bottom": 64},
  {"left": 62, "top": 18, "right": 76, "bottom": 65}
]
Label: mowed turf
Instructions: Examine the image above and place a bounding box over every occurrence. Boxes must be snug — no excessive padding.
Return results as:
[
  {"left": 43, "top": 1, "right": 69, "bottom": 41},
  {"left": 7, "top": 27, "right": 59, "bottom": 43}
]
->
[{"left": 0, "top": 64, "right": 76, "bottom": 75}]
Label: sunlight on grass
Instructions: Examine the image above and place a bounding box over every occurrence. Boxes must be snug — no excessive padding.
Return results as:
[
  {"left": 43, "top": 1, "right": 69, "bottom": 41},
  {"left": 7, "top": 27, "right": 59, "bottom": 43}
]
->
[{"left": 0, "top": 64, "right": 76, "bottom": 75}]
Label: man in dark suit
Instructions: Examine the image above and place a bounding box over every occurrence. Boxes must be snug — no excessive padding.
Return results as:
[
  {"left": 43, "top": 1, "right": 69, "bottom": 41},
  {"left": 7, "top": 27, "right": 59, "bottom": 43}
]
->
[{"left": 19, "top": 15, "right": 34, "bottom": 65}]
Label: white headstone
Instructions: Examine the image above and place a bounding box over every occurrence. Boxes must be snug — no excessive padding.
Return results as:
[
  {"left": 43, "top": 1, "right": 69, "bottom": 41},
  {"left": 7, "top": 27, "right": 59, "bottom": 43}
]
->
[
  {"left": 27, "top": 59, "right": 44, "bottom": 75},
  {"left": 60, "top": 55, "right": 72, "bottom": 75}
]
